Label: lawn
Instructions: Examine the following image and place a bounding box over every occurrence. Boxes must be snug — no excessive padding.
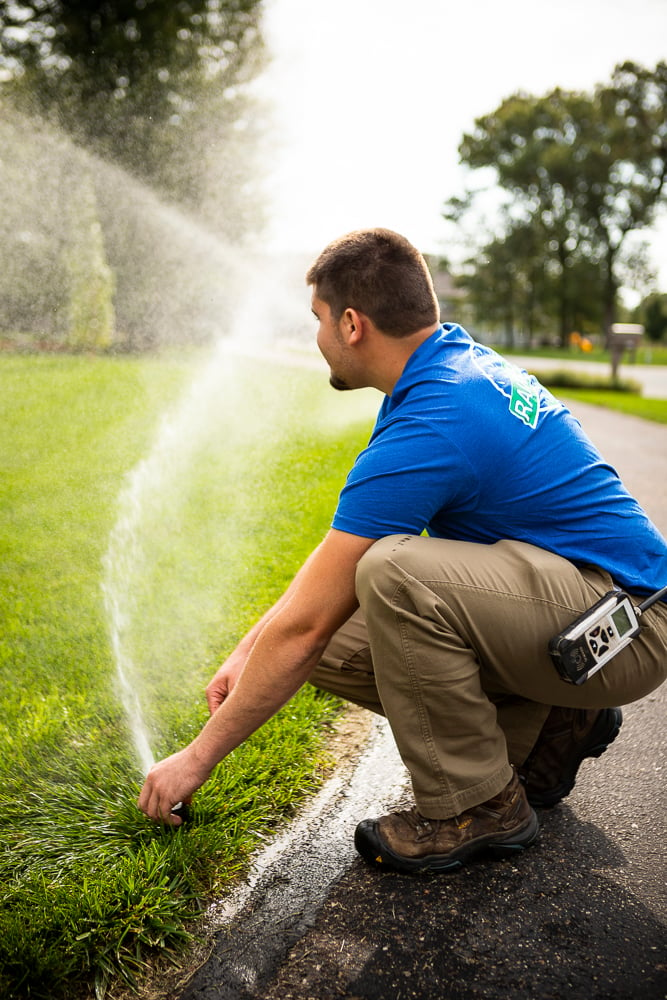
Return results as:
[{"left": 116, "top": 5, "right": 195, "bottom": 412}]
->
[
  {"left": 550, "top": 387, "right": 667, "bottom": 424},
  {"left": 0, "top": 351, "right": 377, "bottom": 999}
]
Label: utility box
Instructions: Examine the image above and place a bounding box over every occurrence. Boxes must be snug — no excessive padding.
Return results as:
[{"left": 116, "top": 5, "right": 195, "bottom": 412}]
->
[{"left": 609, "top": 323, "right": 644, "bottom": 378}]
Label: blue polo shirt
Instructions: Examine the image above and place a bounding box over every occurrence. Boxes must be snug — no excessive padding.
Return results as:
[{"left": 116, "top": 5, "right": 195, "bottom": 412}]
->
[{"left": 332, "top": 324, "right": 667, "bottom": 595}]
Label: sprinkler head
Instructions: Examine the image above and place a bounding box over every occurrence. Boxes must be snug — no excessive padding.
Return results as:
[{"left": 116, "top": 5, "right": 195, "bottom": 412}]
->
[{"left": 170, "top": 801, "right": 191, "bottom": 824}]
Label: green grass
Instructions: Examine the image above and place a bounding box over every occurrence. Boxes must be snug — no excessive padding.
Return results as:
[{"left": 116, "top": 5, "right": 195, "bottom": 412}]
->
[
  {"left": 0, "top": 352, "right": 377, "bottom": 1000},
  {"left": 550, "top": 388, "right": 667, "bottom": 424},
  {"left": 512, "top": 358, "right": 667, "bottom": 423},
  {"left": 514, "top": 361, "right": 667, "bottom": 422}
]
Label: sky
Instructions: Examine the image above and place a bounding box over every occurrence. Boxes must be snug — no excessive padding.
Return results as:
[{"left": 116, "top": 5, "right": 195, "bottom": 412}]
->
[{"left": 254, "top": 0, "right": 667, "bottom": 288}]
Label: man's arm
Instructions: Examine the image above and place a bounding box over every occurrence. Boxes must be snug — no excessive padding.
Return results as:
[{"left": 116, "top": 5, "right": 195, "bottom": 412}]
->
[{"left": 137, "top": 529, "right": 375, "bottom": 823}]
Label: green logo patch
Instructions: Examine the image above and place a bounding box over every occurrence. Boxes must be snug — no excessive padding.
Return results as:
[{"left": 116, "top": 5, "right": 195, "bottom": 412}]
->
[{"left": 509, "top": 378, "right": 539, "bottom": 428}]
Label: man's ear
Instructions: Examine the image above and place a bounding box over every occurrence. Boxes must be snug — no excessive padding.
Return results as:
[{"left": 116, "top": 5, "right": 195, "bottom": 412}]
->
[{"left": 341, "top": 307, "right": 365, "bottom": 345}]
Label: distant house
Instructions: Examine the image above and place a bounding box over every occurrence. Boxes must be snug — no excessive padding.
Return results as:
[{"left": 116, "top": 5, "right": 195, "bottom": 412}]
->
[{"left": 424, "top": 257, "right": 467, "bottom": 323}]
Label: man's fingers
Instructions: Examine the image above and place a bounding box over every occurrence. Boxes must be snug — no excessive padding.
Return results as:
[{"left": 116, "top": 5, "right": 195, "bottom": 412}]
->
[
  {"left": 206, "top": 687, "right": 226, "bottom": 715},
  {"left": 137, "top": 778, "right": 180, "bottom": 825},
  {"left": 137, "top": 793, "right": 182, "bottom": 825}
]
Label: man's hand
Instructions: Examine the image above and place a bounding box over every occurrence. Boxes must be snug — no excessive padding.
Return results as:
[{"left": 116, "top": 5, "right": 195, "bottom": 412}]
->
[{"left": 137, "top": 747, "right": 213, "bottom": 825}]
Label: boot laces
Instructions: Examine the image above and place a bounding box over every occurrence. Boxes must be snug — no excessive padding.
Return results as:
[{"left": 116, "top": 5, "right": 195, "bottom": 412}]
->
[{"left": 398, "top": 807, "right": 442, "bottom": 838}]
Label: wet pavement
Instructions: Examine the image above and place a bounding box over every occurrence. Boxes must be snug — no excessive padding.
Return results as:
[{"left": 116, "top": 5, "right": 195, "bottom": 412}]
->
[{"left": 174, "top": 400, "right": 667, "bottom": 1000}]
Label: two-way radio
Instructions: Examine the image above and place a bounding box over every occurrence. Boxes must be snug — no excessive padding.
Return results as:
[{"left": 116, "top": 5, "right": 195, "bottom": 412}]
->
[{"left": 549, "top": 584, "right": 667, "bottom": 685}]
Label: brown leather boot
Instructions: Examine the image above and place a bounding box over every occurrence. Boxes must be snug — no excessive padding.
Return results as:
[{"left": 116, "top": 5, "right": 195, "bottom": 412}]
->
[
  {"left": 519, "top": 706, "right": 623, "bottom": 808},
  {"left": 354, "top": 768, "right": 539, "bottom": 874}
]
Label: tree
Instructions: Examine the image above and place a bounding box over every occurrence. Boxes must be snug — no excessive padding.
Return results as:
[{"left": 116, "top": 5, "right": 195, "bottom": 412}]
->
[
  {"left": 447, "top": 62, "right": 667, "bottom": 344},
  {"left": 638, "top": 292, "right": 667, "bottom": 342},
  {"left": 0, "top": 0, "right": 266, "bottom": 238},
  {"left": 65, "top": 171, "right": 115, "bottom": 350},
  {"left": 454, "top": 220, "right": 546, "bottom": 346},
  {"left": 456, "top": 219, "right": 605, "bottom": 346}
]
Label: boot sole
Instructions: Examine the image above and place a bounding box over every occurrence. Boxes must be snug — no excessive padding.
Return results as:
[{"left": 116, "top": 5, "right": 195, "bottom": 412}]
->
[
  {"left": 527, "top": 707, "right": 623, "bottom": 809},
  {"left": 354, "top": 809, "right": 540, "bottom": 875}
]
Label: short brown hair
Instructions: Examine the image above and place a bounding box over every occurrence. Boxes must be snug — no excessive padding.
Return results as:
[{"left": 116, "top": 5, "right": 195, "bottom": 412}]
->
[{"left": 306, "top": 229, "right": 439, "bottom": 337}]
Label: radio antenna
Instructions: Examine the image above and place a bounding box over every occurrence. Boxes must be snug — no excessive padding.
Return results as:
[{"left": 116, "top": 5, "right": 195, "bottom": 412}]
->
[{"left": 637, "top": 585, "right": 667, "bottom": 614}]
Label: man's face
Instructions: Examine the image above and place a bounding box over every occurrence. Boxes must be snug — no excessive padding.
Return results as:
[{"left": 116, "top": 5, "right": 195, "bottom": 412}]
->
[{"left": 312, "top": 291, "right": 355, "bottom": 391}]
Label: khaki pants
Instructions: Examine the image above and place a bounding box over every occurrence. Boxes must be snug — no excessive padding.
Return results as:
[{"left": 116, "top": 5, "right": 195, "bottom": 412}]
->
[{"left": 310, "top": 535, "right": 667, "bottom": 819}]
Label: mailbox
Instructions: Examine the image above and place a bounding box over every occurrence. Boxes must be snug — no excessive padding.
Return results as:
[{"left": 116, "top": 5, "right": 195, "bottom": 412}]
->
[{"left": 609, "top": 323, "right": 643, "bottom": 377}]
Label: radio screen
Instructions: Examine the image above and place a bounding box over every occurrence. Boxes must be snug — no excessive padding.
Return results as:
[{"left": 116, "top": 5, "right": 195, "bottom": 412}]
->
[{"left": 611, "top": 604, "right": 633, "bottom": 636}]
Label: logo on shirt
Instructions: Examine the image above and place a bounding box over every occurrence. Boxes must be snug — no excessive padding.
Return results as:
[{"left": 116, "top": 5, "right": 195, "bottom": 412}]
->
[
  {"left": 472, "top": 347, "right": 541, "bottom": 429},
  {"left": 509, "top": 376, "right": 539, "bottom": 428}
]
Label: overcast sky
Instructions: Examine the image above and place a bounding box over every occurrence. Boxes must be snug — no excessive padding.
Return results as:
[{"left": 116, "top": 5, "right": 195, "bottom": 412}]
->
[{"left": 254, "top": 0, "right": 667, "bottom": 287}]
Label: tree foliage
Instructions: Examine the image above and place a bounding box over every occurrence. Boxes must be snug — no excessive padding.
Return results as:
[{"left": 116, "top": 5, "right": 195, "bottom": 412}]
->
[
  {"left": 447, "top": 62, "right": 667, "bottom": 344},
  {"left": 0, "top": 1, "right": 268, "bottom": 351},
  {"left": 65, "top": 171, "right": 115, "bottom": 350},
  {"left": 0, "top": 0, "right": 266, "bottom": 235},
  {"left": 638, "top": 292, "right": 667, "bottom": 342}
]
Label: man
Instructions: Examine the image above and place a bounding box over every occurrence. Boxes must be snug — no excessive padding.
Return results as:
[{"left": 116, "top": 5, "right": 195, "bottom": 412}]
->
[{"left": 138, "top": 229, "right": 667, "bottom": 874}]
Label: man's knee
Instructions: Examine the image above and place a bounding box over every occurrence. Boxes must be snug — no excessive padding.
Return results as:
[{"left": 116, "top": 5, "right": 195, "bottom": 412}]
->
[{"left": 355, "top": 534, "right": 420, "bottom": 606}]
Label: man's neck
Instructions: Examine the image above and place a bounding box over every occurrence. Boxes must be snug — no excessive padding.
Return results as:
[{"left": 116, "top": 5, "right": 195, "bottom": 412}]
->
[{"left": 376, "top": 323, "right": 440, "bottom": 396}]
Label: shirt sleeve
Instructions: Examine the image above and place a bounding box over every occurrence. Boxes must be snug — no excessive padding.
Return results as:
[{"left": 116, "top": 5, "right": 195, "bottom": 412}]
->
[{"left": 331, "top": 415, "right": 479, "bottom": 538}]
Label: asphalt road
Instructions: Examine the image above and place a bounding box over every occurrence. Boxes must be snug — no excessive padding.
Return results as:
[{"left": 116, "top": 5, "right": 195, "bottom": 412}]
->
[{"left": 174, "top": 399, "right": 667, "bottom": 1000}]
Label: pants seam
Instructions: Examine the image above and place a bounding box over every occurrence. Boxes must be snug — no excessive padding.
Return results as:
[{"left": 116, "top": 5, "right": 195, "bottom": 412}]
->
[
  {"left": 417, "top": 577, "right": 585, "bottom": 614},
  {"left": 390, "top": 575, "right": 455, "bottom": 803}
]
